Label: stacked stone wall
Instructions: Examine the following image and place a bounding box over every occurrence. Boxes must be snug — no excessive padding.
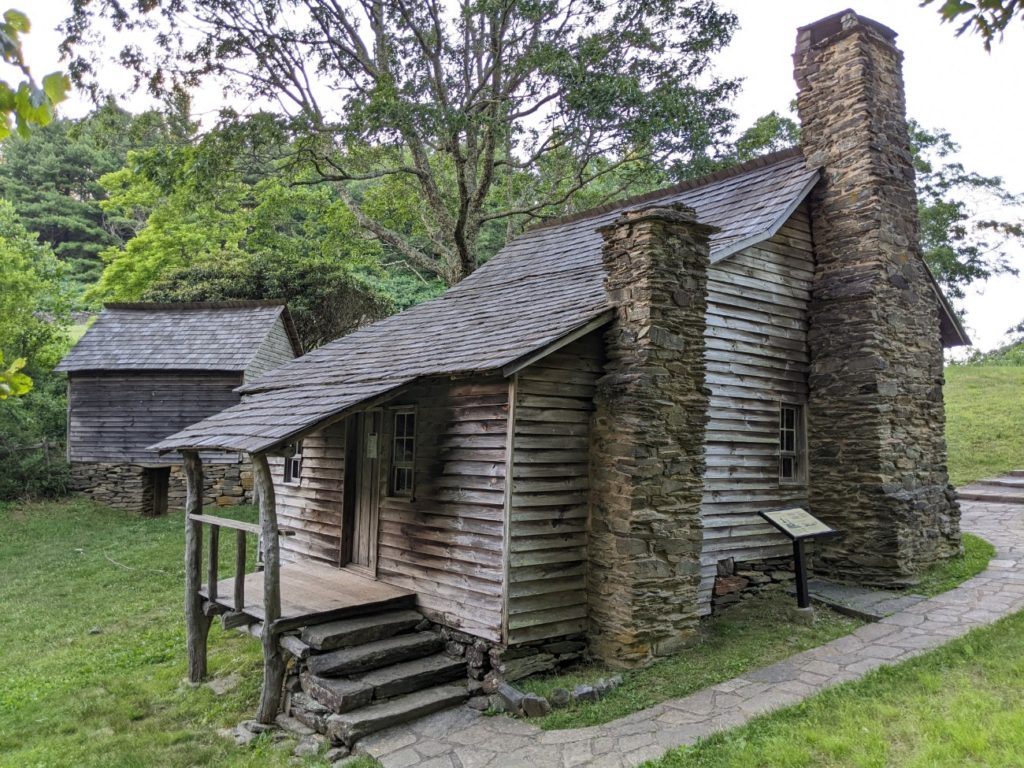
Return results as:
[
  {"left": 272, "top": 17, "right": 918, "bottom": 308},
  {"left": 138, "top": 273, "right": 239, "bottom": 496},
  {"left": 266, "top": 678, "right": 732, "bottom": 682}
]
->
[
  {"left": 71, "top": 460, "right": 253, "bottom": 514},
  {"left": 794, "top": 11, "right": 960, "bottom": 584},
  {"left": 587, "top": 204, "right": 716, "bottom": 666}
]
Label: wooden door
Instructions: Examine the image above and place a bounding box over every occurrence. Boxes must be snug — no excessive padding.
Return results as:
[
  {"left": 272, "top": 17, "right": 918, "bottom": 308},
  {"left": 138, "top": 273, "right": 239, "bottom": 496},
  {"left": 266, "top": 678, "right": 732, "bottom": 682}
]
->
[{"left": 342, "top": 411, "right": 380, "bottom": 573}]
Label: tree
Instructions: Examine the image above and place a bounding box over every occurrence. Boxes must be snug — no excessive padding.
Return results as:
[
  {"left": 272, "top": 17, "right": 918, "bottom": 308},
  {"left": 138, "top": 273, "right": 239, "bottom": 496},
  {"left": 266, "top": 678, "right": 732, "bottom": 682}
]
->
[
  {"left": 0, "top": 9, "right": 69, "bottom": 137},
  {"left": 0, "top": 101, "right": 176, "bottom": 293},
  {"left": 89, "top": 127, "right": 392, "bottom": 348},
  {"left": 909, "top": 120, "right": 1022, "bottom": 301},
  {"left": 921, "top": 0, "right": 1022, "bottom": 50},
  {"left": 63, "top": 0, "right": 740, "bottom": 284},
  {"left": 0, "top": 200, "right": 70, "bottom": 371}
]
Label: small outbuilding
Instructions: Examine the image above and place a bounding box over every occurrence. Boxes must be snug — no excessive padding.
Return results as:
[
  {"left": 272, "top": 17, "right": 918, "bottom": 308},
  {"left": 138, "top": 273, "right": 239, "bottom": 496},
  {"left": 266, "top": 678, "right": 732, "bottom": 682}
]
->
[{"left": 56, "top": 301, "right": 301, "bottom": 515}]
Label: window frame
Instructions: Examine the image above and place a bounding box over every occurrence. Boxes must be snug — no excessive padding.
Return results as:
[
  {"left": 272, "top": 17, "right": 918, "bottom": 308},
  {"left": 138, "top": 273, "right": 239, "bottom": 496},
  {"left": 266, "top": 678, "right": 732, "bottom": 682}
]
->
[
  {"left": 778, "top": 403, "right": 806, "bottom": 485},
  {"left": 283, "top": 440, "right": 303, "bottom": 486},
  {"left": 388, "top": 406, "right": 417, "bottom": 498}
]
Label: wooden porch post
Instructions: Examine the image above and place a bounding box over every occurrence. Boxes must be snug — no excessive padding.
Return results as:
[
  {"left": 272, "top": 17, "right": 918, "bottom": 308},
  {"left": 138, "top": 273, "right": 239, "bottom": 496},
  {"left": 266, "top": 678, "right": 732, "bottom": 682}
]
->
[
  {"left": 252, "top": 452, "right": 286, "bottom": 723},
  {"left": 183, "top": 450, "right": 212, "bottom": 682}
]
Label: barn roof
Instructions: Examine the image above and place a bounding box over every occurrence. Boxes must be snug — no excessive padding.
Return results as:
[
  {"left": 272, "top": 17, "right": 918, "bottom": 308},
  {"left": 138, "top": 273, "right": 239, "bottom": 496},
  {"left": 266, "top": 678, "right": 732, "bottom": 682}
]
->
[
  {"left": 153, "top": 150, "right": 827, "bottom": 455},
  {"left": 55, "top": 301, "right": 301, "bottom": 373}
]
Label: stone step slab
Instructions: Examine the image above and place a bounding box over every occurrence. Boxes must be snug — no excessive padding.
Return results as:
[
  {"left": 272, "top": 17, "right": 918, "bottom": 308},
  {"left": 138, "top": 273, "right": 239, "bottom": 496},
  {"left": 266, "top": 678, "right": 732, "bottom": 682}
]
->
[
  {"left": 306, "top": 632, "right": 443, "bottom": 678},
  {"left": 301, "top": 672, "right": 373, "bottom": 714},
  {"left": 325, "top": 684, "right": 468, "bottom": 747},
  {"left": 300, "top": 609, "right": 424, "bottom": 651},
  {"left": 958, "top": 486, "right": 1024, "bottom": 504},
  {"left": 355, "top": 653, "right": 467, "bottom": 700},
  {"left": 975, "top": 477, "right": 1024, "bottom": 489}
]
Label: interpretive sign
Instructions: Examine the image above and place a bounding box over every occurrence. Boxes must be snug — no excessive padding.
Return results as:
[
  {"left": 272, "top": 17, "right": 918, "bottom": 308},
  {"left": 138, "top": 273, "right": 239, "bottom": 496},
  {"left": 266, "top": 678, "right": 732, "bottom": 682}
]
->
[
  {"left": 759, "top": 507, "right": 841, "bottom": 610},
  {"left": 760, "top": 508, "right": 835, "bottom": 540}
]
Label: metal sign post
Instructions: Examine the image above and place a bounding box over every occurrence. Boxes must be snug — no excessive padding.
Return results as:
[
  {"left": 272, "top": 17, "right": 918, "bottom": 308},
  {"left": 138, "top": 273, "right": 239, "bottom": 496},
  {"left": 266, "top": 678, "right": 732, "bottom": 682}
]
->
[{"left": 759, "top": 508, "right": 841, "bottom": 611}]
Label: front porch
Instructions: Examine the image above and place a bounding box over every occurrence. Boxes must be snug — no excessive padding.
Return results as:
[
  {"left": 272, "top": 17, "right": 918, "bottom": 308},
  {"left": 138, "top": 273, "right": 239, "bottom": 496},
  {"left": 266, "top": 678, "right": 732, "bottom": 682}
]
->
[{"left": 199, "top": 559, "right": 414, "bottom": 631}]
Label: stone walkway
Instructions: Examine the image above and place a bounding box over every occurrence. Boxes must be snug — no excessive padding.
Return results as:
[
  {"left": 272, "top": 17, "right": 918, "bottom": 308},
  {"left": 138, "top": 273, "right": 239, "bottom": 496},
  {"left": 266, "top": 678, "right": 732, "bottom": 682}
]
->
[
  {"left": 356, "top": 498, "right": 1024, "bottom": 768},
  {"left": 807, "top": 578, "right": 927, "bottom": 620}
]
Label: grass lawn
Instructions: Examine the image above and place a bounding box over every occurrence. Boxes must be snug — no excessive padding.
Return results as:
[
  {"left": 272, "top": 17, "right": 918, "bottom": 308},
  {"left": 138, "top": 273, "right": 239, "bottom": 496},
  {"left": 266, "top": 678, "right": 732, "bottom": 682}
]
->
[
  {"left": 913, "top": 533, "right": 995, "bottom": 596},
  {"left": 518, "top": 594, "right": 863, "bottom": 730},
  {"left": 647, "top": 608, "right": 1024, "bottom": 768},
  {"left": 0, "top": 498, "right": 360, "bottom": 768},
  {"left": 945, "top": 365, "right": 1024, "bottom": 486}
]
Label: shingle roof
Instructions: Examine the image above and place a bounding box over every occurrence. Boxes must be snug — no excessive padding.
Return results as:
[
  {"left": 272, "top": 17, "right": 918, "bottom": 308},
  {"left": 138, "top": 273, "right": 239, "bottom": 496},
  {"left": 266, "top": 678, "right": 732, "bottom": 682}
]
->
[
  {"left": 153, "top": 151, "right": 821, "bottom": 455},
  {"left": 56, "top": 301, "right": 300, "bottom": 373}
]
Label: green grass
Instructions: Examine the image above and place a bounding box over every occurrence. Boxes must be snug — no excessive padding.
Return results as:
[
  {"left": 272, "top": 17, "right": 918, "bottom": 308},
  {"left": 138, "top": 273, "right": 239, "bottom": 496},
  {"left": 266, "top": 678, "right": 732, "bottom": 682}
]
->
[
  {"left": 0, "top": 499, "right": 347, "bottom": 768},
  {"left": 912, "top": 532, "right": 995, "bottom": 597},
  {"left": 517, "top": 593, "right": 862, "bottom": 730},
  {"left": 646, "top": 608, "right": 1024, "bottom": 768},
  {"left": 945, "top": 365, "right": 1024, "bottom": 486}
]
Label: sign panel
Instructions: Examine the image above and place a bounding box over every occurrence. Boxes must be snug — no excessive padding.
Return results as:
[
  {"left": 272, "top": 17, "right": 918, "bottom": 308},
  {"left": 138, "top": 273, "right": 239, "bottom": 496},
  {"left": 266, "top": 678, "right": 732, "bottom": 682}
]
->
[{"left": 760, "top": 507, "right": 835, "bottom": 540}]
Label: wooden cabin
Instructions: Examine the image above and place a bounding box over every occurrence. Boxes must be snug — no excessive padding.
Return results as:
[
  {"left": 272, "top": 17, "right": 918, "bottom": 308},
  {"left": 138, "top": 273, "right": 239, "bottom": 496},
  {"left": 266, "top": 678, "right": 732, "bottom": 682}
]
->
[
  {"left": 56, "top": 301, "right": 300, "bottom": 515},
  {"left": 153, "top": 10, "right": 970, "bottom": 737}
]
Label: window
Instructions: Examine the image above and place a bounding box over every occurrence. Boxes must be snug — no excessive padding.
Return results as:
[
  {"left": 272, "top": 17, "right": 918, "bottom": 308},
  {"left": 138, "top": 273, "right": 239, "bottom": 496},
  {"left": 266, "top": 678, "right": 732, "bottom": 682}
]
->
[
  {"left": 284, "top": 441, "right": 303, "bottom": 485},
  {"left": 779, "top": 404, "right": 804, "bottom": 483},
  {"left": 390, "top": 408, "right": 416, "bottom": 497}
]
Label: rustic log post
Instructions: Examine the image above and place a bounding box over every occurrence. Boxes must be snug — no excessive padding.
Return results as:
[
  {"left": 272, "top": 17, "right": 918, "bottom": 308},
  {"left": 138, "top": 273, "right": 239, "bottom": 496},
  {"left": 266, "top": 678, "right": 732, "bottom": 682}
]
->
[
  {"left": 252, "top": 452, "right": 286, "bottom": 723},
  {"left": 183, "top": 450, "right": 212, "bottom": 682},
  {"left": 234, "top": 529, "right": 246, "bottom": 610}
]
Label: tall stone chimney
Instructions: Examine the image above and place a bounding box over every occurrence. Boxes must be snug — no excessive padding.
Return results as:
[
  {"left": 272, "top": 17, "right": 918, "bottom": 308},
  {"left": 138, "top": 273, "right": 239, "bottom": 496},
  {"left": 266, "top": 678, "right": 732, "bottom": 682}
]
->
[
  {"left": 588, "top": 204, "right": 716, "bottom": 665},
  {"left": 794, "top": 10, "right": 961, "bottom": 584}
]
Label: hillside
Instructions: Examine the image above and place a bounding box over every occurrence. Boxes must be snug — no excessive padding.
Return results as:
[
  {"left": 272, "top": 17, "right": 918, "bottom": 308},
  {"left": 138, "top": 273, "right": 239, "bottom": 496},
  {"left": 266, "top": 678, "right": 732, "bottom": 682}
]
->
[{"left": 945, "top": 364, "right": 1024, "bottom": 487}]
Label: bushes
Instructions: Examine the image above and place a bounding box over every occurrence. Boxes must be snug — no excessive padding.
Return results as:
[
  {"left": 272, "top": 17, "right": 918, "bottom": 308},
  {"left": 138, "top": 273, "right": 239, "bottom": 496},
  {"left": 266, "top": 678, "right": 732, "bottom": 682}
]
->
[{"left": 0, "top": 372, "right": 70, "bottom": 499}]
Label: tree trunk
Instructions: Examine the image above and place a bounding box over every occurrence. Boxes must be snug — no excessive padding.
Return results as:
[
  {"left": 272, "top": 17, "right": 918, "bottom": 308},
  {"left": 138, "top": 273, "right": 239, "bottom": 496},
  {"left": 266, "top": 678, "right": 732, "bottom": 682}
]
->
[{"left": 253, "top": 452, "right": 287, "bottom": 723}]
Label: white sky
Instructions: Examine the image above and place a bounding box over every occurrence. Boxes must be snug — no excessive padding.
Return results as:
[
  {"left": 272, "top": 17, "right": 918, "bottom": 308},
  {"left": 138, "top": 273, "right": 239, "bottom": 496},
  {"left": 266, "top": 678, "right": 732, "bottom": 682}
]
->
[{"left": 24, "top": 0, "right": 1024, "bottom": 351}]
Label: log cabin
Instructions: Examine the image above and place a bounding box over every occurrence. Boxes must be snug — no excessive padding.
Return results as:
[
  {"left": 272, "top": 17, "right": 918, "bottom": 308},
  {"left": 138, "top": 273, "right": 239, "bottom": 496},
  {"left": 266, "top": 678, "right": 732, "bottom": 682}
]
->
[
  {"left": 151, "top": 10, "right": 971, "bottom": 740},
  {"left": 56, "top": 301, "right": 300, "bottom": 515}
]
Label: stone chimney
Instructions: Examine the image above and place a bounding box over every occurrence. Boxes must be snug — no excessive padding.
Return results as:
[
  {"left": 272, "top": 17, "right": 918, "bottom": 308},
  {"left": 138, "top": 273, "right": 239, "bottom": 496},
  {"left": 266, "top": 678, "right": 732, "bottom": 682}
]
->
[
  {"left": 794, "top": 10, "right": 961, "bottom": 584},
  {"left": 588, "top": 204, "right": 717, "bottom": 665}
]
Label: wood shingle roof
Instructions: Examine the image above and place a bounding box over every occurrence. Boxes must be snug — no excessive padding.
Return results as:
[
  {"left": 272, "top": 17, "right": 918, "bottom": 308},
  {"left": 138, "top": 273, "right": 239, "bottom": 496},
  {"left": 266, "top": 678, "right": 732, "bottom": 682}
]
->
[
  {"left": 56, "top": 301, "right": 300, "bottom": 373},
  {"left": 153, "top": 151, "right": 821, "bottom": 455}
]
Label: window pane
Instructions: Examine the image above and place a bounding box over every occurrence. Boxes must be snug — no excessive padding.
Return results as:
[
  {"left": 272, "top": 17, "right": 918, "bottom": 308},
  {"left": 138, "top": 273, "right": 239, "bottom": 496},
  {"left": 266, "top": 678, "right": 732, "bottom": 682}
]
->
[
  {"left": 783, "top": 407, "right": 795, "bottom": 429},
  {"left": 781, "top": 457, "right": 794, "bottom": 479}
]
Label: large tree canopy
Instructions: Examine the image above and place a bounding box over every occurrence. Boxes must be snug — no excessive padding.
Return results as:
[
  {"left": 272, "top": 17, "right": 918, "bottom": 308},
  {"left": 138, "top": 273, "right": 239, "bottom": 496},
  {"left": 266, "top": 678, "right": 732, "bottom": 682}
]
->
[
  {"left": 0, "top": 100, "right": 181, "bottom": 293},
  {"left": 63, "top": 0, "right": 740, "bottom": 284}
]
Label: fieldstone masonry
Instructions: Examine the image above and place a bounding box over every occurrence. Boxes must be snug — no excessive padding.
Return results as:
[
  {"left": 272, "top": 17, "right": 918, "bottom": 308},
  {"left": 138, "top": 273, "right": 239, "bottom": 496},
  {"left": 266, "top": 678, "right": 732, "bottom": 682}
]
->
[
  {"left": 588, "top": 204, "right": 717, "bottom": 665},
  {"left": 794, "top": 10, "right": 960, "bottom": 584},
  {"left": 71, "top": 460, "right": 252, "bottom": 514}
]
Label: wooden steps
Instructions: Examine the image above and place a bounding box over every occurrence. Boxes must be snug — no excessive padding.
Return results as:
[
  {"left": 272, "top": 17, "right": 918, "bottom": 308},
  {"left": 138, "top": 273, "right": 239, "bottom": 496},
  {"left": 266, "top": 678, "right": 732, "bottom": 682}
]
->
[
  {"left": 287, "top": 607, "right": 468, "bottom": 749},
  {"left": 959, "top": 474, "right": 1024, "bottom": 504}
]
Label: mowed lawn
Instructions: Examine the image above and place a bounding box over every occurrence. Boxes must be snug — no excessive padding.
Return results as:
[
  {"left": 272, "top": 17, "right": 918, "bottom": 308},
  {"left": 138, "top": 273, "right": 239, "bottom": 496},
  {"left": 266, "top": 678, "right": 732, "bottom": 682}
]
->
[
  {"left": 0, "top": 499, "right": 341, "bottom": 768},
  {"left": 945, "top": 365, "right": 1024, "bottom": 487}
]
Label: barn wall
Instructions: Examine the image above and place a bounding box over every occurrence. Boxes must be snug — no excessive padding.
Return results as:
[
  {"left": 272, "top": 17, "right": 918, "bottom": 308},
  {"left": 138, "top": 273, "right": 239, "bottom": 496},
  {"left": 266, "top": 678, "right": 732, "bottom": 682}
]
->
[
  {"left": 245, "top": 316, "right": 297, "bottom": 382},
  {"left": 375, "top": 376, "right": 509, "bottom": 643},
  {"left": 506, "top": 334, "right": 602, "bottom": 645},
  {"left": 67, "top": 371, "right": 243, "bottom": 465},
  {"left": 697, "top": 205, "right": 815, "bottom": 612},
  {"left": 268, "top": 421, "right": 346, "bottom": 566}
]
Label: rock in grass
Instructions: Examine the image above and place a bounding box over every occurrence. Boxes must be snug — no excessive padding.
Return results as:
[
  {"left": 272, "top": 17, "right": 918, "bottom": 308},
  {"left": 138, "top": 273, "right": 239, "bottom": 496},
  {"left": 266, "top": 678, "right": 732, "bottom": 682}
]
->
[
  {"left": 521, "top": 693, "right": 551, "bottom": 718},
  {"left": 293, "top": 733, "right": 327, "bottom": 757},
  {"left": 549, "top": 688, "right": 571, "bottom": 708},
  {"left": 571, "top": 684, "right": 598, "bottom": 703}
]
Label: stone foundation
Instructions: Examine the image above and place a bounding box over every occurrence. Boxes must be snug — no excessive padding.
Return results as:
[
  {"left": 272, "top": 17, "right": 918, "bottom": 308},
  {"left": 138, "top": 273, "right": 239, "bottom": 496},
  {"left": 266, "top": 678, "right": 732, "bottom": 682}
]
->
[
  {"left": 710, "top": 556, "right": 803, "bottom": 614},
  {"left": 794, "top": 11, "right": 960, "bottom": 584},
  {"left": 588, "top": 204, "right": 716, "bottom": 666},
  {"left": 71, "top": 460, "right": 253, "bottom": 514}
]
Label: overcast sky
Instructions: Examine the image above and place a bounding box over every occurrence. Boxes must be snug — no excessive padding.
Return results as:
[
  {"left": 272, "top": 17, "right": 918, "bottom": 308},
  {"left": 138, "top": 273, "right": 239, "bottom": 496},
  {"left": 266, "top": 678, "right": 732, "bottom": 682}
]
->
[{"left": 24, "top": 0, "right": 1024, "bottom": 351}]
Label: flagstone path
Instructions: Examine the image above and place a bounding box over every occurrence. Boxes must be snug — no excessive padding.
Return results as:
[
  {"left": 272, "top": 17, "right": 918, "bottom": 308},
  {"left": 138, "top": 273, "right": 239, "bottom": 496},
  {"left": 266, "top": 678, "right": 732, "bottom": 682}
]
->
[{"left": 355, "top": 495, "right": 1024, "bottom": 768}]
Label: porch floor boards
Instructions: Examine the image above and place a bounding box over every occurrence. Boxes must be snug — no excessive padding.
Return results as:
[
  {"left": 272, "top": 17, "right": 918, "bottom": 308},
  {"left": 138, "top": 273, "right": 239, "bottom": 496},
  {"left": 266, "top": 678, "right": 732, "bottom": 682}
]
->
[{"left": 200, "top": 560, "right": 415, "bottom": 631}]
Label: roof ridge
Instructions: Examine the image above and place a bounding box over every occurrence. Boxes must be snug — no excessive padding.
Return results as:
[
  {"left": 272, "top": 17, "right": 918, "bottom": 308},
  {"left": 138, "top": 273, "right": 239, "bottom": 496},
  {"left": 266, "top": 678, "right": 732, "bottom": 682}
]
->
[
  {"left": 103, "top": 300, "right": 287, "bottom": 311},
  {"left": 526, "top": 147, "right": 805, "bottom": 234}
]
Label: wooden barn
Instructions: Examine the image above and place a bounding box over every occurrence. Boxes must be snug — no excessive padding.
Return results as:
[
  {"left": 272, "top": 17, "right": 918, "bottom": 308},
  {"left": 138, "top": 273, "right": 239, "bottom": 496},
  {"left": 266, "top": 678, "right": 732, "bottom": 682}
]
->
[
  {"left": 56, "top": 301, "right": 300, "bottom": 515},
  {"left": 153, "top": 11, "right": 970, "bottom": 739}
]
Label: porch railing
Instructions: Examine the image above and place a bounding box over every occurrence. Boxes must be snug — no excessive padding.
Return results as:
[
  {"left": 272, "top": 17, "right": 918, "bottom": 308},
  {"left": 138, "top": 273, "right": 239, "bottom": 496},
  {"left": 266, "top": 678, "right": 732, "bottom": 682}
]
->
[{"left": 188, "top": 513, "right": 260, "bottom": 614}]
